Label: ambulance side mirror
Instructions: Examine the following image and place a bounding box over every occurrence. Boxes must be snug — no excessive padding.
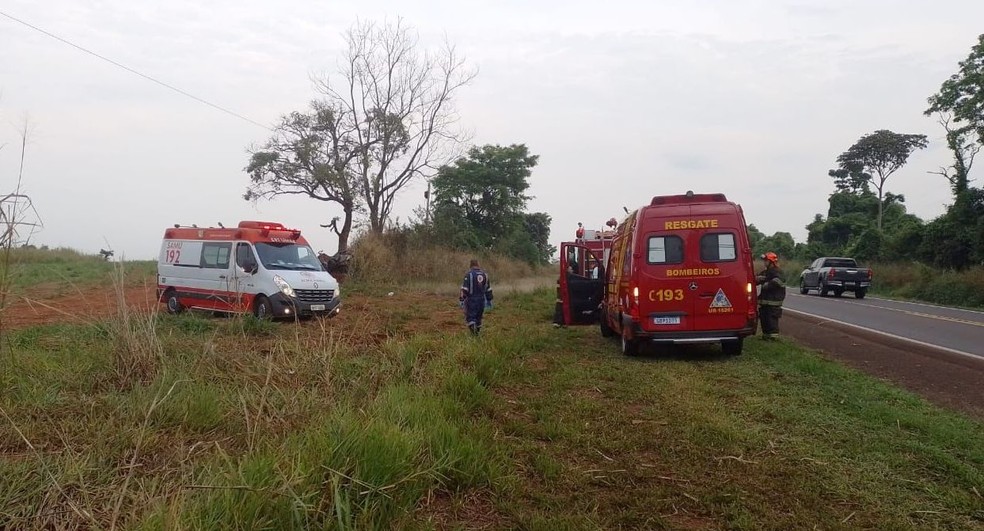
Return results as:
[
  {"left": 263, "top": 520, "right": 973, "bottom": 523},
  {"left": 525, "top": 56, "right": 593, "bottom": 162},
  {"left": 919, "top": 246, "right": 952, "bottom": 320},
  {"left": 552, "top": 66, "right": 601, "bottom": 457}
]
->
[{"left": 244, "top": 261, "right": 258, "bottom": 275}]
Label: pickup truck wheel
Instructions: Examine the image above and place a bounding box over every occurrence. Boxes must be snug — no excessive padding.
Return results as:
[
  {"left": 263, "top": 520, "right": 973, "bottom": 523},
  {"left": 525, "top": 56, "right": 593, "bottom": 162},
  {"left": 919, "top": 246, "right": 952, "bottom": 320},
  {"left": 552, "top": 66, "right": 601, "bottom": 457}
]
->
[
  {"left": 799, "top": 279, "right": 808, "bottom": 295},
  {"left": 855, "top": 289, "right": 867, "bottom": 299}
]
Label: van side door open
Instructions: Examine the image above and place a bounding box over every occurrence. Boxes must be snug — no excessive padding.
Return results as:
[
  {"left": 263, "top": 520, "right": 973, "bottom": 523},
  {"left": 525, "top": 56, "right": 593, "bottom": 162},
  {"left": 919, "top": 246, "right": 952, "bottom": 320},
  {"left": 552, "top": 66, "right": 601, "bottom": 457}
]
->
[{"left": 559, "top": 243, "right": 605, "bottom": 325}]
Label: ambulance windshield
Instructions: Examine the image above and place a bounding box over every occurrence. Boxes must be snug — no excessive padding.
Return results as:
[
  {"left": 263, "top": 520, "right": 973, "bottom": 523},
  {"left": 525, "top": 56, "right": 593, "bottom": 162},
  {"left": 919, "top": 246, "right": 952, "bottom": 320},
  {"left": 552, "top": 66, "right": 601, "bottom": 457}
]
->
[{"left": 254, "top": 242, "right": 323, "bottom": 271}]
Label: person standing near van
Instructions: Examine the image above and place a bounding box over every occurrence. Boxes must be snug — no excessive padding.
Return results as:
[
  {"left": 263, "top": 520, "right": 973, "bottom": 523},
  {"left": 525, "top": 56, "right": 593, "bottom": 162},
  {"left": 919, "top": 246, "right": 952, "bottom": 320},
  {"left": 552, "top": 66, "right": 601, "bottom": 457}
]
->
[
  {"left": 756, "top": 252, "right": 786, "bottom": 340},
  {"left": 459, "top": 259, "right": 494, "bottom": 335}
]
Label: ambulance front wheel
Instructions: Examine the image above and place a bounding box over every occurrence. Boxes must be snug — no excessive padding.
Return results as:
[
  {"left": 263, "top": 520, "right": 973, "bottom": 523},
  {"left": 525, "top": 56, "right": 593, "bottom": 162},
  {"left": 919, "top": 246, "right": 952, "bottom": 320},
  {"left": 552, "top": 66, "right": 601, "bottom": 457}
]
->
[
  {"left": 253, "top": 295, "right": 273, "bottom": 320},
  {"left": 164, "top": 290, "right": 183, "bottom": 315}
]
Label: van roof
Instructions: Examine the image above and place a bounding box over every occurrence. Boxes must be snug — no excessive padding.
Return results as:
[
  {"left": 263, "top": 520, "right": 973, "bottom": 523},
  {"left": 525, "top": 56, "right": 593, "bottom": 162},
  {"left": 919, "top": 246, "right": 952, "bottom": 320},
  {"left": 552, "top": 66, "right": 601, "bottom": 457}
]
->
[{"left": 650, "top": 192, "right": 728, "bottom": 206}]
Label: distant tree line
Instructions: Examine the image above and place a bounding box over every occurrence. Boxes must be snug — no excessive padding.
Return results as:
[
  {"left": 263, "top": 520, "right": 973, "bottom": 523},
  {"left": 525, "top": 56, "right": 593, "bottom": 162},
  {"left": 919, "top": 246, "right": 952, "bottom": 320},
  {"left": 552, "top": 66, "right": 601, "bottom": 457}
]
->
[{"left": 764, "top": 35, "right": 984, "bottom": 269}]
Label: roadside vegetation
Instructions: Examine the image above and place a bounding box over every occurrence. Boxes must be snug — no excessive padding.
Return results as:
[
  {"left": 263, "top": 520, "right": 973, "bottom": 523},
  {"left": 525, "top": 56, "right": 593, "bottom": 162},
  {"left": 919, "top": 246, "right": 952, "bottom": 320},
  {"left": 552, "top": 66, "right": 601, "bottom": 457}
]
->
[
  {"left": 779, "top": 258, "right": 984, "bottom": 308},
  {"left": 746, "top": 35, "right": 984, "bottom": 308},
  {"left": 1, "top": 258, "right": 982, "bottom": 529}
]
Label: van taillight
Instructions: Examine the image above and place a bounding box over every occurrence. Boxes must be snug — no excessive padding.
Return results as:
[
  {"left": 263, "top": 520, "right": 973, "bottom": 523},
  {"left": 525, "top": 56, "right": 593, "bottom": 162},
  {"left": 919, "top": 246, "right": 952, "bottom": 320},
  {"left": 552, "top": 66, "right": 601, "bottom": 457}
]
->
[
  {"left": 867, "top": 269, "right": 873, "bottom": 280},
  {"left": 828, "top": 268, "right": 836, "bottom": 278}
]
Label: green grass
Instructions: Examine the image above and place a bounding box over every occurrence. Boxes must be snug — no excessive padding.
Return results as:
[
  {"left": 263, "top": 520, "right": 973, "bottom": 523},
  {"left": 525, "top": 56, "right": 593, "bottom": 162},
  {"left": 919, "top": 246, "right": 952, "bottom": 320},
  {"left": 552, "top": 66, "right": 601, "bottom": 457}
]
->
[
  {"left": 0, "top": 247, "right": 156, "bottom": 291},
  {"left": 1, "top": 286, "right": 982, "bottom": 529}
]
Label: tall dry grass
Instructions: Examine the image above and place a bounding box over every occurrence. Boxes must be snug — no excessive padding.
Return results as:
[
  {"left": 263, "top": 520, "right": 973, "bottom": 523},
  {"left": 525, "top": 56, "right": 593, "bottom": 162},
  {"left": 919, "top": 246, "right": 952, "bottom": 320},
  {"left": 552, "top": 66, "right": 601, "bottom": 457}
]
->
[{"left": 347, "top": 231, "right": 542, "bottom": 286}]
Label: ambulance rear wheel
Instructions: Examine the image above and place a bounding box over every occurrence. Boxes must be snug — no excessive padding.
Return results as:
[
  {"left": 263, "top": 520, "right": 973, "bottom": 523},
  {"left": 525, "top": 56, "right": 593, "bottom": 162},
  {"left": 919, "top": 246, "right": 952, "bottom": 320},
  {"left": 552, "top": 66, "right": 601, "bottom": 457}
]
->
[
  {"left": 253, "top": 296, "right": 273, "bottom": 320},
  {"left": 621, "top": 331, "right": 640, "bottom": 357},
  {"left": 164, "top": 290, "right": 183, "bottom": 315}
]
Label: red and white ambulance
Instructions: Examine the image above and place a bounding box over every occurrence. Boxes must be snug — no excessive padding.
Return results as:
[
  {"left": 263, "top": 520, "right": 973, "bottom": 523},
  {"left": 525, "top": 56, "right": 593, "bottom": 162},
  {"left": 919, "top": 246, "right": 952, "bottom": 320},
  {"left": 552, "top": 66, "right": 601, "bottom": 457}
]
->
[
  {"left": 588, "top": 192, "right": 757, "bottom": 356},
  {"left": 157, "top": 221, "right": 341, "bottom": 319}
]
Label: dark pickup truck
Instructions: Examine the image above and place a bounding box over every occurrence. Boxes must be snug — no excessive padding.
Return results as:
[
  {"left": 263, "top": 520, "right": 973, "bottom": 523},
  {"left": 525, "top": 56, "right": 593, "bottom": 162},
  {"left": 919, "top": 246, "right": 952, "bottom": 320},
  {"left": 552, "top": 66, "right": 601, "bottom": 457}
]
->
[{"left": 799, "top": 257, "right": 872, "bottom": 299}]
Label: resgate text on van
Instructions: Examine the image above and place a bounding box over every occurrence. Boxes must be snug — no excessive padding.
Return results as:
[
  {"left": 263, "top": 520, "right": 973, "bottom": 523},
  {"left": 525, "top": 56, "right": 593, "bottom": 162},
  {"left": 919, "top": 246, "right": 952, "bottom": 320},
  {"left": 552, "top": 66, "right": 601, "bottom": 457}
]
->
[{"left": 663, "top": 219, "right": 719, "bottom": 230}]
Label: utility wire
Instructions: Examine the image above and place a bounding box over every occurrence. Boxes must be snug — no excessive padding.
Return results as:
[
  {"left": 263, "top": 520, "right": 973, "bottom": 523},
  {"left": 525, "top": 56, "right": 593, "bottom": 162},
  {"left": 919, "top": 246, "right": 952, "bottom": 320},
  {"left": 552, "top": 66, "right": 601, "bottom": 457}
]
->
[{"left": 0, "top": 9, "right": 273, "bottom": 131}]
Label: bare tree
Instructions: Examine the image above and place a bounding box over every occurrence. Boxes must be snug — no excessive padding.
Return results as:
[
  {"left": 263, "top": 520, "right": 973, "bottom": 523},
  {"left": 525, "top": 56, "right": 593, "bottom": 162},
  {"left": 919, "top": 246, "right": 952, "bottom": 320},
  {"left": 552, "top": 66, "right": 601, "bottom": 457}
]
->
[
  {"left": 1, "top": 126, "right": 43, "bottom": 248},
  {"left": 317, "top": 19, "right": 476, "bottom": 233},
  {"left": 927, "top": 113, "right": 979, "bottom": 196}
]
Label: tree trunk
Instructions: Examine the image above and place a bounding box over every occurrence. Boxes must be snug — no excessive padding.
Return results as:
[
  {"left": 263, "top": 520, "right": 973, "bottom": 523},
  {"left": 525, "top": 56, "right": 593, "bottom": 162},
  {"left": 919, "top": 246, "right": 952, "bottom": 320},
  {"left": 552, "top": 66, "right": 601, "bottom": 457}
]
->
[
  {"left": 337, "top": 206, "right": 354, "bottom": 253},
  {"left": 877, "top": 193, "right": 883, "bottom": 231},
  {"left": 369, "top": 206, "right": 384, "bottom": 234}
]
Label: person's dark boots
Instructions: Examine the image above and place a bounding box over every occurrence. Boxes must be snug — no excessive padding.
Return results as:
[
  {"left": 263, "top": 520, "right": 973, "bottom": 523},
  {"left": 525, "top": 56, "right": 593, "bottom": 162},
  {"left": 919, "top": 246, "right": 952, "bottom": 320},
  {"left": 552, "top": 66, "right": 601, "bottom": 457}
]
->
[{"left": 468, "top": 323, "right": 478, "bottom": 335}]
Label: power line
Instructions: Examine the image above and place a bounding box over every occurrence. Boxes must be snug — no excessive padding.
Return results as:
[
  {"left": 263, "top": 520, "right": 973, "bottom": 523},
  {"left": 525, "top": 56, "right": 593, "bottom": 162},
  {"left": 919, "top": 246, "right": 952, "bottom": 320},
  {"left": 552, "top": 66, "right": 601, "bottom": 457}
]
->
[{"left": 0, "top": 9, "right": 273, "bottom": 131}]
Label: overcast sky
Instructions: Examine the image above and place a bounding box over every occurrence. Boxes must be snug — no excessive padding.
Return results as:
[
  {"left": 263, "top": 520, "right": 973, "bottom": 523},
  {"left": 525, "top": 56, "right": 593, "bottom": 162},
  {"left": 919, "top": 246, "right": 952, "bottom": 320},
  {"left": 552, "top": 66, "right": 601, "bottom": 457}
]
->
[{"left": 1, "top": 0, "right": 982, "bottom": 260}]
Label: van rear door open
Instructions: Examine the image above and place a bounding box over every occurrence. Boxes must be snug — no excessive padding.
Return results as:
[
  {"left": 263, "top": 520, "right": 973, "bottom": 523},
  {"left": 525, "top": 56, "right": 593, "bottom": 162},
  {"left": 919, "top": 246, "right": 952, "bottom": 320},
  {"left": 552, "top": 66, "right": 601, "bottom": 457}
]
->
[{"left": 559, "top": 243, "right": 605, "bottom": 325}]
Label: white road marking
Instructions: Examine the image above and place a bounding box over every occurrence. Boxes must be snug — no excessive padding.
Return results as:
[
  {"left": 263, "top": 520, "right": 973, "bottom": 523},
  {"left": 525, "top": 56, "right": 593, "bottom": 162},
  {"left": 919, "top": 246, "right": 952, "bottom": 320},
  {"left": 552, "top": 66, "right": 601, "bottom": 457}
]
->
[
  {"left": 782, "top": 307, "right": 982, "bottom": 361},
  {"left": 787, "top": 294, "right": 984, "bottom": 327}
]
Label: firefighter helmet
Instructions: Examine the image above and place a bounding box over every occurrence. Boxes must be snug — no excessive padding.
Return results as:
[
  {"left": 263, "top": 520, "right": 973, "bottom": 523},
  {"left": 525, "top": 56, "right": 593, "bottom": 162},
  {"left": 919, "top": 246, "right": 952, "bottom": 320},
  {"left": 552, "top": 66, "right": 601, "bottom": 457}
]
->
[{"left": 761, "top": 252, "right": 778, "bottom": 263}]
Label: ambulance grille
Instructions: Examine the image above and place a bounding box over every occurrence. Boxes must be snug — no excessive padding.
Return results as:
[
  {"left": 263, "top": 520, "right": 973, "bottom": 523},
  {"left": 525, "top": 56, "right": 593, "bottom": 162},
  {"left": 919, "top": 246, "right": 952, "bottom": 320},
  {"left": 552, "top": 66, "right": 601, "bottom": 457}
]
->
[{"left": 294, "top": 289, "right": 335, "bottom": 303}]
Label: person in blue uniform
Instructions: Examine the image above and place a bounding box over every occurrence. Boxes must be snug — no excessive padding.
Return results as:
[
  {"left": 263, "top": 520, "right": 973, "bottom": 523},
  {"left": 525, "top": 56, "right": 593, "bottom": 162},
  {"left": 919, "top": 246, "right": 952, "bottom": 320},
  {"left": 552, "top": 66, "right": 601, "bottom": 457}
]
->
[{"left": 459, "top": 259, "right": 494, "bottom": 335}]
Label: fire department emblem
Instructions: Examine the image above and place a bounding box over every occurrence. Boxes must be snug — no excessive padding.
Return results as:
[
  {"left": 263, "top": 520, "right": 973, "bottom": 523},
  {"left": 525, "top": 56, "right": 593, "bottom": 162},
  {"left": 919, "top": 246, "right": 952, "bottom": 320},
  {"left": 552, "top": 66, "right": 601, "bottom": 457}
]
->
[
  {"left": 709, "top": 288, "right": 732, "bottom": 308},
  {"left": 688, "top": 281, "right": 698, "bottom": 291}
]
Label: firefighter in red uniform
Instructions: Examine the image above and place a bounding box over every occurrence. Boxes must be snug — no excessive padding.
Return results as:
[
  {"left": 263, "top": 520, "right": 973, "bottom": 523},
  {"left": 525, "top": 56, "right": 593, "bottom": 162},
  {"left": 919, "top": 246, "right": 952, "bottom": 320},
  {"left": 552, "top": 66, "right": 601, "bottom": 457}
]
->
[
  {"left": 575, "top": 222, "right": 585, "bottom": 243},
  {"left": 459, "top": 259, "right": 494, "bottom": 335},
  {"left": 756, "top": 252, "right": 786, "bottom": 340}
]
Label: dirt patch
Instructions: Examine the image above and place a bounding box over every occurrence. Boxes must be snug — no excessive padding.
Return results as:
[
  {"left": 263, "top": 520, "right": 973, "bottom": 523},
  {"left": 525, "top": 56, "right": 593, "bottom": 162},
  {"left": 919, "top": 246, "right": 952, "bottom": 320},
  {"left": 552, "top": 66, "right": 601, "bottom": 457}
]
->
[
  {"left": 783, "top": 311, "right": 984, "bottom": 420},
  {"left": 1, "top": 284, "right": 157, "bottom": 330}
]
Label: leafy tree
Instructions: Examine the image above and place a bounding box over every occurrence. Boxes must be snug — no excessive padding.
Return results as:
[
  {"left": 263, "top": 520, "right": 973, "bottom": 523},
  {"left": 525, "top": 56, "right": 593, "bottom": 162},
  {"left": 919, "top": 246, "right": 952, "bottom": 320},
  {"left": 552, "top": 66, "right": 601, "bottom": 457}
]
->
[
  {"left": 828, "top": 164, "right": 871, "bottom": 195},
  {"left": 746, "top": 224, "right": 765, "bottom": 251},
  {"left": 432, "top": 144, "right": 538, "bottom": 249},
  {"left": 926, "top": 34, "right": 984, "bottom": 145},
  {"left": 524, "top": 212, "right": 556, "bottom": 264},
  {"left": 245, "top": 101, "right": 360, "bottom": 252},
  {"left": 832, "top": 130, "right": 928, "bottom": 231}
]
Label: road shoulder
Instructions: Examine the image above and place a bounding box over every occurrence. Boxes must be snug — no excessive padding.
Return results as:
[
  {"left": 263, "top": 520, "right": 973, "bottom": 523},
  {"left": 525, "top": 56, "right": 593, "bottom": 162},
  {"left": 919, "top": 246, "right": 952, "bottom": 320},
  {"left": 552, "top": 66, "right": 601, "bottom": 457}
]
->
[{"left": 783, "top": 310, "right": 984, "bottom": 421}]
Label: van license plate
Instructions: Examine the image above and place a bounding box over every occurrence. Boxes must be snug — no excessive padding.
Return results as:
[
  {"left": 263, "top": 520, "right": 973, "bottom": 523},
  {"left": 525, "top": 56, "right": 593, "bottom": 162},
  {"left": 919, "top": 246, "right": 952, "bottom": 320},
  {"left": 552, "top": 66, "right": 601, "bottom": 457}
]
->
[
  {"left": 310, "top": 304, "right": 326, "bottom": 311},
  {"left": 653, "top": 316, "right": 681, "bottom": 325}
]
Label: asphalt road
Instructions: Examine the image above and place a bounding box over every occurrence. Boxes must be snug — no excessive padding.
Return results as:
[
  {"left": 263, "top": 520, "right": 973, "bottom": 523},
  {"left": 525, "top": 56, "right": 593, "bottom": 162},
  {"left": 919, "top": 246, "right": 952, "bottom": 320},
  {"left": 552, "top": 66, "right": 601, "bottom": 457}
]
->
[{"left": 783, "top": 293, "right": 984, "bottom": 358}]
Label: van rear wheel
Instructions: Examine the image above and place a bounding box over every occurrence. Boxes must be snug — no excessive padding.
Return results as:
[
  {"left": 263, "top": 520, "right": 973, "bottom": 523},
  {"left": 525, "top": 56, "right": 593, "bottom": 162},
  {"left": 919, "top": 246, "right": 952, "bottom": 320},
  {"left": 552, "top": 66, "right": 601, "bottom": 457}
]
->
[
  {"left": 164, "top": 290, "right": 183, "bottom": 315},
  {"left": 599, "top": 309, "right": 616, "bottom": 338},
  {"left": 253, "top": 296, "right": 273, "bottom": 320},
  {"left": 799, "top": 279, "right": 808, "bottom": 295},
  {"left": 621, "top": 331, "right": 640, "bottom": 357},
  {"left": 722, "top": 338, "right": 743, "bottom": 356}
]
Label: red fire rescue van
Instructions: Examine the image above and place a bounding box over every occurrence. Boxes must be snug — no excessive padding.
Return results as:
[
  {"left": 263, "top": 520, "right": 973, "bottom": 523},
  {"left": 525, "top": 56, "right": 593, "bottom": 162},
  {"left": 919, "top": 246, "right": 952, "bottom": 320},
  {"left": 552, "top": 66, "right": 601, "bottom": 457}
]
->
[
  {"left": 594, "top": 192, "right": 757, "bottom": 356},
  {"left": 157, "top": 221, "right": 341, "bottom": 319}
]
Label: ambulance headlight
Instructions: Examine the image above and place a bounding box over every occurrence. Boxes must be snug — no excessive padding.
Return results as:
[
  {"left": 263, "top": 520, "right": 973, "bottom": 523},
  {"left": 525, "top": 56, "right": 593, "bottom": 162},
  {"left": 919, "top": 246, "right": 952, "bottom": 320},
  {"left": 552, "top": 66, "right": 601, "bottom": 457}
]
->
[{"left": 273, "top": 275, "right": 295, "bottom": 298}]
